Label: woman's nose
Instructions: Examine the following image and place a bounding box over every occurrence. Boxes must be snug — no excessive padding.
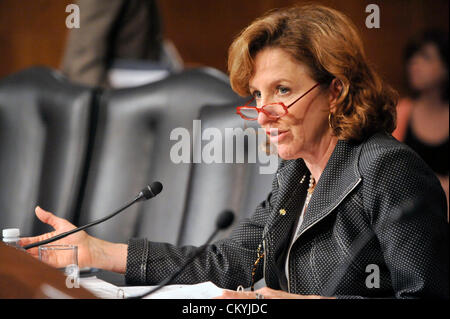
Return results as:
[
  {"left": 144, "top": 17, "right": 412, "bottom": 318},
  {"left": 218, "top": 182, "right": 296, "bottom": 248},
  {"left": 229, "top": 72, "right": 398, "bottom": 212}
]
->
[{"left": 257, "top": 109, "right": 273, "bottom": 126}]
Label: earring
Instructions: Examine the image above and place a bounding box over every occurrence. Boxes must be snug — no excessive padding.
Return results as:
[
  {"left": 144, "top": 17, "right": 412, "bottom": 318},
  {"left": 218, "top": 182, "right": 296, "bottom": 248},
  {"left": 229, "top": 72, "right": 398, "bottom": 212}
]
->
[{"left": 328, "top": 112, "right": 334, "bottom": 129}]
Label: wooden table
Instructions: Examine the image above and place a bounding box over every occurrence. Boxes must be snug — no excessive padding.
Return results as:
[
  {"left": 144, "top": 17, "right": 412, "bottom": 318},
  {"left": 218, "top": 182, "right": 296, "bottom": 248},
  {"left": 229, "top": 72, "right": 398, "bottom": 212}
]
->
[{"left": 0, "top": 241, "right": 96, "bottom": 298}]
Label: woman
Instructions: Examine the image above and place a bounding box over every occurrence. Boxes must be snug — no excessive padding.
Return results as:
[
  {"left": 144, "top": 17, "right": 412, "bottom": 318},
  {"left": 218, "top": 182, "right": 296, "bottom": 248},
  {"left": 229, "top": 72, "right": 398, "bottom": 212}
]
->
[
  {"left": 21, "top": 5, "right": 448, "bottom": 298},
  {"left": 393, "top": 30, "right": 449, "bottom": 217}
]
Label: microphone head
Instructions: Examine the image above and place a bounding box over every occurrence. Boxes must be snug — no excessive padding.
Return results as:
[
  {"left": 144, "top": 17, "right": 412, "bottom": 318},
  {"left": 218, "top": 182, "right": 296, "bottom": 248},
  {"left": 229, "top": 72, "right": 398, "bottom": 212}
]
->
[
  {"left": 216, "top": 210, "right": 235, "bottom": 230},
  {"left": 140, "top": 182, "right": 163, "bottom": 200}
]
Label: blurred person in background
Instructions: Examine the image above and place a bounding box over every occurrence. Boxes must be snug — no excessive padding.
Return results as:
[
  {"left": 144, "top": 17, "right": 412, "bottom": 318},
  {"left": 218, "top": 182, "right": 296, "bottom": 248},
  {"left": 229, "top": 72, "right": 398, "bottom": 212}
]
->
[
  {"left": 61, "top": 0, "right": 163, "bottom": 88},
  {"left": 393, "top": 30, "right": 449, "bottom": 218}
]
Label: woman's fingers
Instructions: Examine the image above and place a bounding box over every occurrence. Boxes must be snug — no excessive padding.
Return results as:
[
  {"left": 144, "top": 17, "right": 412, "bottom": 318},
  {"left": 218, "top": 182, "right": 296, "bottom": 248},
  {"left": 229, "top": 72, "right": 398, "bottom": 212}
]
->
[
  {"left": 19, "top": 233, "right": 55, "bottom": 247},
  {"left": 215, "top": 289, "right": 256, "bottom": 299},
  {"left": 18, "top": 206, "right": 68, "bottom": 257},
  {"left": 18, "top": 238, "right": 39, "bottom": 257},
  {"left": 216, "top": 287, "right": 326, "bottom": 299},
  {"left": 35, "top": 206, "right": 62, "bottom": 229},
  {"left": 18, "top": 207, "right": 60, "bottom": 249},
  {"left": 34, "top": 206, "right": 76, "bottom": 233},
  {"left": 19, "top": 232, "right": 56, "bottom": 257}
]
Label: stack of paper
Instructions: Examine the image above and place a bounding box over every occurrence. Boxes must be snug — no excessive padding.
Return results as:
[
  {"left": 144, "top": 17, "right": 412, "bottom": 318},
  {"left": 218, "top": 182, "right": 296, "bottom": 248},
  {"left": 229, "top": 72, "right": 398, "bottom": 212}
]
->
[{"left": 79, "top": 276, "right": 224, "bottom": 299}]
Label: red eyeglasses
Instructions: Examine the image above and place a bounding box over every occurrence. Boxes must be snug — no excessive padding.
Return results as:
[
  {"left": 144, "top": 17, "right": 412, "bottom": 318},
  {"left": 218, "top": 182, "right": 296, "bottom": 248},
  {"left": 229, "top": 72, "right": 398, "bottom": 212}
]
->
[{"left": 236, "top": 83, "right": 320, "bottom": 121}]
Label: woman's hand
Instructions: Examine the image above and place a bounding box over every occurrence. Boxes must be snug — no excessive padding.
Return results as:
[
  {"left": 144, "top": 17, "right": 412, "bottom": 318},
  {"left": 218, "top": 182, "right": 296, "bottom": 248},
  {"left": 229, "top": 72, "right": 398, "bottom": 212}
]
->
[
  {"left": 217, "top": 287, "right": 335, "bottom": 299},
  {"left": 19, "top": 207, "right": 95, "bottom": 269},
  {"left": 19, "top": 206, "right": 128, "bottom": 273}
]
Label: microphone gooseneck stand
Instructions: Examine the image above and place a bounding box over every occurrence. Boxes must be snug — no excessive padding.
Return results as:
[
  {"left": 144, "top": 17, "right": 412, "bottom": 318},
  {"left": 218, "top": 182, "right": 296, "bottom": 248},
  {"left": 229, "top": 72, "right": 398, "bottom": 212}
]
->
[
  {"left": 23, "top": 182, "right": 163, "bottom": 250},
  {"left": 128, "top": 210, "right": 235, "bottom": 299}
]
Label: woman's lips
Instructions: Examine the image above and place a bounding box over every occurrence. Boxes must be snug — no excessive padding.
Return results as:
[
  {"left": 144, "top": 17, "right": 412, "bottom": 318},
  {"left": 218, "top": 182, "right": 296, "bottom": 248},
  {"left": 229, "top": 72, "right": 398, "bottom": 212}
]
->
[{"left": 266, "top": 128, "right": 289, "bottom": 143}]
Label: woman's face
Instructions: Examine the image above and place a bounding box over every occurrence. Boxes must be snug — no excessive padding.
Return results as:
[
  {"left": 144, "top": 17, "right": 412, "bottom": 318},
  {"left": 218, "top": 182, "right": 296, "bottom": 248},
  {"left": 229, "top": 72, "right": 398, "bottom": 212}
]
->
[
  {"left": 249, "top": 47, "right": 333, "bottom": 160},
  {"left": 407, "top": 43, "right": 447, "bottom": 92}
]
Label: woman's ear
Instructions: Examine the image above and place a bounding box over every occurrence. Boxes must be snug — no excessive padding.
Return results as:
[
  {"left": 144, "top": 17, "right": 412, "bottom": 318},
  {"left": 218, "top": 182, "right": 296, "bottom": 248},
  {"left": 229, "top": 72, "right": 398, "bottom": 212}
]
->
[{"left": 328, "top": 78, "right": 342, "bottom": 112}]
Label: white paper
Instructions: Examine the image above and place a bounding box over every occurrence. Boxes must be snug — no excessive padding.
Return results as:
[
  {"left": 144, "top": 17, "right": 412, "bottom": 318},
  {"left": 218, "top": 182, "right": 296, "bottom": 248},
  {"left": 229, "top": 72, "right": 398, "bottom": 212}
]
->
[
  {"left": 79, "top": 276, "right": 224, "bottom": 299},
  {"left": 79, "top": 276, "right": 125, "bottom": 299},
  {"left": 126, "top": 281, "right": 224, "bottom": 299}
]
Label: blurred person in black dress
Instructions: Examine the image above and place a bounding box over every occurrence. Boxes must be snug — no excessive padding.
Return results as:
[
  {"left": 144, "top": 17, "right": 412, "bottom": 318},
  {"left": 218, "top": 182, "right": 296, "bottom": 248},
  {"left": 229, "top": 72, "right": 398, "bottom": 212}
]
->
[{"left": 393, "top": 30, "right": 449, "bottom": 218}]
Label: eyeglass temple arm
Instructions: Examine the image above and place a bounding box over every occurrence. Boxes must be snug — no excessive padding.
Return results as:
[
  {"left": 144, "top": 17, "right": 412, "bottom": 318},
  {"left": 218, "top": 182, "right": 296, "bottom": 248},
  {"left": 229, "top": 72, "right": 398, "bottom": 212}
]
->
[{"left": 286, "top": 83, "right": 321, "bottom": 108}]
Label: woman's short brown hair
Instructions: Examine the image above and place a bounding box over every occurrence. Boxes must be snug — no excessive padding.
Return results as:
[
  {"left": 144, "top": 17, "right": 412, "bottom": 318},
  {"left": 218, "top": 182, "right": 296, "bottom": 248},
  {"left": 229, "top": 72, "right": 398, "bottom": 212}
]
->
[{"left": 228, "top": 4, "right": 398, "bottom": 141}]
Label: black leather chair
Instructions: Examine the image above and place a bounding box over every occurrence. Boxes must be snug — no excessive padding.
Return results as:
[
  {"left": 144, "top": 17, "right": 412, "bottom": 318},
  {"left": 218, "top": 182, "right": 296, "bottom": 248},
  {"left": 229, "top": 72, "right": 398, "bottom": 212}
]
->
[
  {"left": 176, "top": 103, "right": 278, "bottom": 246},
  {"left": 0, "top": 67, "right": 94, "bottom": 236},
  {"left": 77, "top": 68, "right": 241, "bottom": 244}
]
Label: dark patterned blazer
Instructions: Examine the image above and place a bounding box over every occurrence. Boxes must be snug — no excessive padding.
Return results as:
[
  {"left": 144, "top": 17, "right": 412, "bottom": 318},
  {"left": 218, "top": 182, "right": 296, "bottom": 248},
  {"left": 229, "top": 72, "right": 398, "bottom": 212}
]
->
[{"left": 125, "top": 133, "right": 449, "bottom": 298}]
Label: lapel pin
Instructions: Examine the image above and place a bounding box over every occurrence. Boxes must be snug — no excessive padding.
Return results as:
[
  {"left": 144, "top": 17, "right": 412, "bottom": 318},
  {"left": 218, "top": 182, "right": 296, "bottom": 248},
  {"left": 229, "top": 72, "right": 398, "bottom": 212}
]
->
[{"left": 279, "top": 209, "right": 287, "bottom": 216}]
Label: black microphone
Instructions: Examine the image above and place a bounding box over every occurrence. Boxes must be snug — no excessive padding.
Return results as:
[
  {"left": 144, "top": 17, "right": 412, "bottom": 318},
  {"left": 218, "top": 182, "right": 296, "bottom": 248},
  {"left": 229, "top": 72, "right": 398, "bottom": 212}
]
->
[
  {"left": 23, "top": 182, "right": 163, "bottom": 250},
  {"left": 128, "top": 209, "right": 235, "bottom": 299}
]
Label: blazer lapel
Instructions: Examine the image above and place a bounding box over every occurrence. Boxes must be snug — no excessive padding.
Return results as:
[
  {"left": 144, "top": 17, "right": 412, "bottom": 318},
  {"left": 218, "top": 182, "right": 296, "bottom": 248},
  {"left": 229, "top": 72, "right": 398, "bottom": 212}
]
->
[
  {"left": 262, "top": 159, "right": 309, "bottom": 287},
  {"left": 263, "top": 159, "right": 309, "bottom": 238},
  {"left": 295, "top": 139, "right": 362, "bottom": 239},
  {"left": 262, "top": 140, "right": 363, "bottom": 288}
]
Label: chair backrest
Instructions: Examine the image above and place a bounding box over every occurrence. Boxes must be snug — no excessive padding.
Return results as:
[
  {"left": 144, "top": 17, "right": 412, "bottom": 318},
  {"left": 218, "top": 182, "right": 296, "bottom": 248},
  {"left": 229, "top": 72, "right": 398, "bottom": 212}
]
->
[
  {"left": 77, "top": 68, "right": 240, "bottom": 244},
  {"left": 0, "top": 67, "right": 93, "bottom": 236},
  {"left": 175, "top": 103, "right": 278, "bottom": 246}
]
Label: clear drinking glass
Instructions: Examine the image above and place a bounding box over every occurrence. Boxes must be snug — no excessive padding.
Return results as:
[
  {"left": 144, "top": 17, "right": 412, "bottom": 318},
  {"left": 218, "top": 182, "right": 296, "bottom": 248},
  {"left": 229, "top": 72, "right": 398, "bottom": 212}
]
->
[{"left": 39, "top": 245, "right": 79, "bottom": 286}]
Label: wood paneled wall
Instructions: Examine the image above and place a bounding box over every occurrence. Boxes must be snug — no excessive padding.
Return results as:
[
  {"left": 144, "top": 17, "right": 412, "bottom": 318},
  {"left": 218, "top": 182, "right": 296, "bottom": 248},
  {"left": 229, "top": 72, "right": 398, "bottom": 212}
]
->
[{"left": 0, "top": 0, "right": 448, "bottom": 95}]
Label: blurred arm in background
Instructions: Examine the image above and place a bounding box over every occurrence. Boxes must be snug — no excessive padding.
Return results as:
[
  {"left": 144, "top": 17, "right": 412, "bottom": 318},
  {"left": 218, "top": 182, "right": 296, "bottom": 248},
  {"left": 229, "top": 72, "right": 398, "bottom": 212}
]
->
[{"left": 60, "top": 0, "right": 163, "bottom": 88}]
